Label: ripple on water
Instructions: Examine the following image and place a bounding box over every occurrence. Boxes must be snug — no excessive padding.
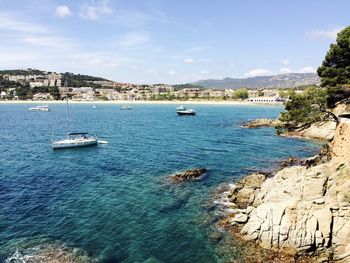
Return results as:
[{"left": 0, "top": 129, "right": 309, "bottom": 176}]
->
[{"left": 0, "top": 104, "right": 321, "bottom": 262}]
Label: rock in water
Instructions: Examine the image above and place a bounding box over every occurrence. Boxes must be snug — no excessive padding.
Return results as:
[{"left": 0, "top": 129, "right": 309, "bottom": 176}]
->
[
  {"left": 242, "top": 118, "right": 280, "bottom": 128},
  {"left": 171, "top": 168, "right": 207, "bottom": 182}
]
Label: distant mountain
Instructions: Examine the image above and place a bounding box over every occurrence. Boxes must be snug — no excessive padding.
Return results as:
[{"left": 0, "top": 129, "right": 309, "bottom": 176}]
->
[{"left": 191, "top": 73, "right": 320, "bottom": 89}]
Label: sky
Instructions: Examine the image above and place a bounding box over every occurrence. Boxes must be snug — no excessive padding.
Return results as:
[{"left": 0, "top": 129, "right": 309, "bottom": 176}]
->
[{"left": 0, "top": 0, "right": 349, "bottom": 84}]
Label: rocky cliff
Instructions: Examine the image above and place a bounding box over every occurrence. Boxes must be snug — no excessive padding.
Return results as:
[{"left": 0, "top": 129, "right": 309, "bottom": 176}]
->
[{"left": 219, "top": 106, "right": 350, "bottom": 262}]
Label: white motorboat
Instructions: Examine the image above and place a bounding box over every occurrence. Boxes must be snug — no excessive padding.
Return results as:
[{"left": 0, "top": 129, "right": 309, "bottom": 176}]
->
[
  {"left": 29, "top": 105, "right": 50, "bottom": 112},
  {"left": 120, "top": 105, "right": 133, "bottom": 110},
  {"left": 176, "top": 106, "right": 196, "bottom": 116}
]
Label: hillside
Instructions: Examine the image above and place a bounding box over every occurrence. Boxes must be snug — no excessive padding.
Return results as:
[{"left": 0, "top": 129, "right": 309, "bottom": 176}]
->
[{"left": 192, "top": 73, "right": 320, "bottom": 89}]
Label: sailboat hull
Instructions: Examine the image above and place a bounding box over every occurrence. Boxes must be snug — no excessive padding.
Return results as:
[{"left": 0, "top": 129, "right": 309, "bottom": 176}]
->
[{"left": 52, "top": 139, "right": 98, "bottom": 149}]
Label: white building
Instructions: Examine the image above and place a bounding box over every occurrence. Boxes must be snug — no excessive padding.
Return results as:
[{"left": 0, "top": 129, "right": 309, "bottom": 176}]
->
[
  {"left": 247, "top": 96, "right": 285, "bottom": 104},
  {"left": 29, "top": 82, "right": 44, "bottom": 88}
]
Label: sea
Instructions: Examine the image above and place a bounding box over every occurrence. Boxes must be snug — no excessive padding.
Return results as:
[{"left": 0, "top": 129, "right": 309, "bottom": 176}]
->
[{"left": 0, "top": 103, "right": 321, "bottom": 263}]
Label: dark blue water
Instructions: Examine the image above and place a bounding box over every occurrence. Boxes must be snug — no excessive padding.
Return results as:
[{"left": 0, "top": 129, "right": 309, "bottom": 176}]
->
[{"left": 0, "top": 103, "right": 320, "bottom": 262}]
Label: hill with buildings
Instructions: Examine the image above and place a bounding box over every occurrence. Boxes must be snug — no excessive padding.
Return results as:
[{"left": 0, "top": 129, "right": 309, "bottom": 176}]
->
[{"left": 191, "top": 73, "right": 320, "bottom": 89}]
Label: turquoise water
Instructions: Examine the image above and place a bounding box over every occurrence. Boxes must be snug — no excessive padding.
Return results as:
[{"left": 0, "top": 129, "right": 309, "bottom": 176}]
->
[{"left": 0, "top": 104, "right": 320, "bottom": 262}]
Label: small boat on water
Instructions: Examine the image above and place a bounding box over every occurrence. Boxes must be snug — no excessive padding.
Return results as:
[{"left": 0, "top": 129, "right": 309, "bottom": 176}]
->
[
  {"left": 29, "top": 105, "right": 50, "bottom": 112},
  {"left": 51, "top": 79, "right": 103, "bottom": 150},
  {"left": 120, "top": 105, "right": 133, "bottom": 110},
  {"left": 176, "top": 106, "right": 196, "bottom": 116},
  {"left": 52, "top": 132, "right": 98, "bottom": 149},
  {"left": 92, "top": 105, "right": 98, "bottom": 109}
]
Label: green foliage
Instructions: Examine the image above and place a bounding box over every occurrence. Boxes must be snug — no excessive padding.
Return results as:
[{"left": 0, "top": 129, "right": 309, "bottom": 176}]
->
[
  {"left": 317, "top": 26, "right": 350, "bottom": 106},
  {"left": 151, "top": 92, "right": 176, "bottom": 100},
  {"left": 100, "top": 95, "right": 109, "bottom": 101},
  {"left": 0, "top": 68, "right": 45, "bottom": 76},
  {"left": 62, "top": 72, "right": 105, "bottom": 89},
  {"left": 232, "top": 88, "right": 248, "bottom": 99},
  {"left": 0, "top": 76, "right": 24, "bottom": 91},
  {"left": 15, "top": 86, "right": 32, "bottom": 100},
  {"left": 277, "top": 87, "right": 328, "bottom": 134}
]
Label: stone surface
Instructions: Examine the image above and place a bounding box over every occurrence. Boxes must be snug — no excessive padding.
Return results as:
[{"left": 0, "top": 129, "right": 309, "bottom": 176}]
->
[
  {"left": 220, "top": 117, "right": 350, "bottom": 262},
  {"left": 171, "top": 168, "right": 207, "bottom": 182},
  {"left": 242, "top": 118, "right": 281, "bottom": 128},
  {"left": 285, "top": 121, "right": 336, "bottom": 141}
]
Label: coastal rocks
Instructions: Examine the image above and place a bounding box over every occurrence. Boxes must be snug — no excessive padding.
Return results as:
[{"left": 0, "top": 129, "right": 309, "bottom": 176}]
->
[
  {"left": 217, "top": 106, "right": 350, "bottom": 262},
  {"left": 331, "top": 117, "right": 350, "bottom": 162},
  {"left": 224, "top": 160, "right": 350, "bottom": 262},
  {"left": 230, "top": 173, "right": 267, "bottom": 208},
  {"left": 279, "top": 157, "right": 305, "bottom": 168},
  {"left": 171, "top": 168, "right": 207, "bottom": 182},
  {"left": 285, "top": 121, "right": 337, "bottom": 141},
  {"left": 242, "top": 118, "right": 281, "bottom": 128}
]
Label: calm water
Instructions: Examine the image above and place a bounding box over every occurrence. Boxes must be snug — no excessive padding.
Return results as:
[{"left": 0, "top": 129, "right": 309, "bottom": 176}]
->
[{"left": 0, "top": 103, "right": 320, "bottom": 262}]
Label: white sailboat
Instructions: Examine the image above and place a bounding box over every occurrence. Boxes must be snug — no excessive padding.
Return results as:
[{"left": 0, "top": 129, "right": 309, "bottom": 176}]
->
[{"left": 51, "top": 80, "right": 98, "bottom": 149}]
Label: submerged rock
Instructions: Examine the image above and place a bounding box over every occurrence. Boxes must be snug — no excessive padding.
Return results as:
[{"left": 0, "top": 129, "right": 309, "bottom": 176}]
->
[
  {"left": 171, "top": 168, "right": 207, "bottom": 182},
  {"left": 4, "top": 242, "right": 96, "bottom": 263}
]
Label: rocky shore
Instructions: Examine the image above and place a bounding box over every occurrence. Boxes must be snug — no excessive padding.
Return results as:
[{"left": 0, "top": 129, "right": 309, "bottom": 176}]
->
[
  {"left": 283, "top": 121, "right": 337, "bottom": 141},
  {"left": 242, "top": 118, "right": 336, "bottom": 141},
  {"left": 242, "top": 118, "right": 281, "bottom": 128},
  {"left": 218, "top": 107, "right": 350, "bottom": 262}
]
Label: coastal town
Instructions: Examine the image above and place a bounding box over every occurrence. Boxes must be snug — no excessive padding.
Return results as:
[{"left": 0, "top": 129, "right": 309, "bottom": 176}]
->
[{"left": 0, "top": 69, "right": 319, "bottom": 104}]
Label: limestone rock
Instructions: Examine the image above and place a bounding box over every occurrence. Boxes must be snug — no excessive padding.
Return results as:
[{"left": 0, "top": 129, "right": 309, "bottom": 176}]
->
[{"left": 231, "top": 213, "right": 249, "bottom": 224}]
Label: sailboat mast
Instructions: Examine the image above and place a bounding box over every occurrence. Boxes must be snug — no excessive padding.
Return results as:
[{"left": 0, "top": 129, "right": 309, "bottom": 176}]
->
[{"left": 65, "top": 78, "right": 70, "bottom": 136}]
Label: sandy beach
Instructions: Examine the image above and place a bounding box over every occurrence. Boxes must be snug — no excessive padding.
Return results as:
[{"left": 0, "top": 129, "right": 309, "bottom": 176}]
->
[{"left": 0, "top": 100, "right": 283, "bottom": 106}]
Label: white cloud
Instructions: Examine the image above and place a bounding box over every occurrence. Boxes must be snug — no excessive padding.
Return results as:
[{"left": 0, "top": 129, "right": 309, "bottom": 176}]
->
[
  {"left": 168, "top": 70, "right": 175, "bottom": 75},
  {"left": 306, "top": 26, "right": 345, "bottom": 40},
  {"left": 298, "top": 66, "right": 316, "bottom": 73},
  {"left": 279, "top": 68, "right": 292, "bottom": 74},
  {"left": 55, "top": 5, "right": 73, "bottom": 18},
  {"left": 79, "top": 0, "right": 113, "bottom": 20},
  {"left": 282, "top": 60, "right": 289, "bottom": 65},
  {"left": 23, "top": 35, "right": 76, "bottom": 49},
  {"left": 117, "top": 32, "right": 151, "bottom": 49},
  {"left": 199, "top": 70, "right": 209, "bottom": 74},
  {"left": 184, "top": 58, "right": 195, "bottom": 64},
  {"left": 0, "top": 12, "right": 47, "bottom": 33},
  {"left": 244, "top": 68, "right": 272, "bottom": 77}
]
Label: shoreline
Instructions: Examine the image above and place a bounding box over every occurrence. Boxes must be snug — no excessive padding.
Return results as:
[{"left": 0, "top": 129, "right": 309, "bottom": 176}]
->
[
  {"left": 0, "top": 100, "right": 284, "bottom": 107},
  {"left": 215, "top": 115, "right": 350, "bottom": 262}
]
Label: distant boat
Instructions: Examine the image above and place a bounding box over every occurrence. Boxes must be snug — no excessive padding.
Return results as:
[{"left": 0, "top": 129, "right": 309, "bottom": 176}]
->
[
  {"left": 51, "top": 80, "right": 98, "bottom": 149},
  {"left": 176, "top": 106, "right": 196, "bottom": 116},
  {"left": 92, "top": 105, "right": 98, "bottom": 109},
  {"left": 120, "top": 105, "right": 133, "bottom": 110},
  {"left": 28, "top": 105, "right": 50, "bottom": 112}
]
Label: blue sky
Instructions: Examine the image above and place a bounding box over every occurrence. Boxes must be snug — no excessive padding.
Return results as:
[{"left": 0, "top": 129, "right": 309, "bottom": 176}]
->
[{"left": 0, "top": 0, "right": 349, "bottom": 84}]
